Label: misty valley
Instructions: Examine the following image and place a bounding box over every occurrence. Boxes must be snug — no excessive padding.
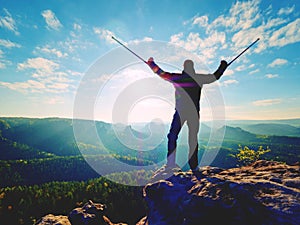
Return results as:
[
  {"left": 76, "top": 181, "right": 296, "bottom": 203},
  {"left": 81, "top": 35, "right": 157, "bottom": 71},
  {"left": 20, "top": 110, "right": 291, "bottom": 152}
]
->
[{"left": 0, "top": 117, "right": 299, "bottom": 224}]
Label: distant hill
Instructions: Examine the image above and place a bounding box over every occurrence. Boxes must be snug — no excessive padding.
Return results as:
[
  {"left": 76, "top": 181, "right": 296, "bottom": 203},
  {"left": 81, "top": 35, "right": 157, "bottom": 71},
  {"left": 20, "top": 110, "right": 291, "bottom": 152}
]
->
[
  {"left": 241, "top": 123, "right": 300, "bottom": 137},
  {"left": 0, "top": 117, "right": 167, "bottom": 164},
  {"left": 1, "top": 117, "right": 299, "bottom": 168},
  {"left": 1, "top": 117, "right": 80, "bottom": 156},
  {"left": 226, "top": 118, "right": 300, "bottom": 127},
  {"left": 222, "top": 126, "right": 258, "bottom": 142},
  {"left": 223, "top": 119, "right": 300, "bottom": 137},
  {"left": 0, "top": 119, "right": 55, "bottom": 160},
  {"left": 0, "top": 137, "right": 55, "bottom": 160}
]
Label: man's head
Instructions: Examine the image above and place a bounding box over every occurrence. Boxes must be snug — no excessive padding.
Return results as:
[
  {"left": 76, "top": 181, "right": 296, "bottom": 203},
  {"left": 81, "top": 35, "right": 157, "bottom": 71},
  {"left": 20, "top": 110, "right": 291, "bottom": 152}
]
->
[{"left": 183, "top": 59, "right": 195, "bottom": 75}]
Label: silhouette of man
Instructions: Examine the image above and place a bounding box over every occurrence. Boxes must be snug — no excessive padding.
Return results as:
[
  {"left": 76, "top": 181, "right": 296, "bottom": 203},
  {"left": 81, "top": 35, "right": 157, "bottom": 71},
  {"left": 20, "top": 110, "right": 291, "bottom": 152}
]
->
[{"left": 147, "top": 57, "right": 227, "bottom": 175}]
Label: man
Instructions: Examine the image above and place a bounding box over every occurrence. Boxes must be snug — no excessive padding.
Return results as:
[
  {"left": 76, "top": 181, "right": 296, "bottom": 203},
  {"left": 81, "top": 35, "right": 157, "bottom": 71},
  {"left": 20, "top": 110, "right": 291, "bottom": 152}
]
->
[{"left": 147, "top": 57, "right": 227, "bottom": 176}]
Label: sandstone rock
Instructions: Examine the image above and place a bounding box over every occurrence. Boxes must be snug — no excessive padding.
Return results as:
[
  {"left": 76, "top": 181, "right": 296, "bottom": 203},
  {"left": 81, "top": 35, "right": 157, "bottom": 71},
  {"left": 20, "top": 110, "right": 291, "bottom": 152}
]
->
[
  {"left": 68, "top": 200, "right": 127, "bottom": 225},
  {"left": 35, "top": 214, "right": 71, "bottom": 225},
  {"left": 68, "top": 200, "right": 107, "bottom": 225},
  {"left": 135, "top": 216, "right": 147, "bottom": 225},
  {"left": 141, "top": 160, "right": 300, "bottom": 225},
  {"left": 36, "top": 200, "right": 127, "bottom": 225},
  {"left": 102, "top": 215, "right": 128, "bottom": 225}
]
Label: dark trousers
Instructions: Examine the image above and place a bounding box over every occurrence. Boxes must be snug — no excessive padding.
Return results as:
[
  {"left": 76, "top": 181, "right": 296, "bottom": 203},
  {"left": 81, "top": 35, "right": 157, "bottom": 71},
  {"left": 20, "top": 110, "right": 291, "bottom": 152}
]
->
[{"left": 167, "top": 110, "right": 200, "bottom": 170}]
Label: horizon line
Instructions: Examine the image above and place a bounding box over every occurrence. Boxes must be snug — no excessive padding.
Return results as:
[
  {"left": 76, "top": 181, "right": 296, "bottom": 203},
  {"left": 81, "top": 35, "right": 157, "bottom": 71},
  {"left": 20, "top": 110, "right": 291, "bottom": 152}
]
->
[{"left": 1, "top": 115, "right": 300, "bottom": 123}]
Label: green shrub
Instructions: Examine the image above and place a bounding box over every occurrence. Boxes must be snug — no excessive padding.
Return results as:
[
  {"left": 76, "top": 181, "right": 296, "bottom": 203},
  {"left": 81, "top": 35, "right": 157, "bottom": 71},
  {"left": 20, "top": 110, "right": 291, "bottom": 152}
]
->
[{"left": 232, "top": 145, "right": 271, "bottom": 166}]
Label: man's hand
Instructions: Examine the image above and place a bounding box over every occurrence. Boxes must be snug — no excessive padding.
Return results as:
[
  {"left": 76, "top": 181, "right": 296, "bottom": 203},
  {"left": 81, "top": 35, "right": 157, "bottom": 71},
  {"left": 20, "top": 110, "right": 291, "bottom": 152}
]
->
[
  {"left": 220, "top": 60, "right": 228, "bottom": 70},
  {"left": 214, "top": 60, "right": 228, "bottom": 79},
  {"left": 147, "top": 57, "right": 154, "bottom": 65}
]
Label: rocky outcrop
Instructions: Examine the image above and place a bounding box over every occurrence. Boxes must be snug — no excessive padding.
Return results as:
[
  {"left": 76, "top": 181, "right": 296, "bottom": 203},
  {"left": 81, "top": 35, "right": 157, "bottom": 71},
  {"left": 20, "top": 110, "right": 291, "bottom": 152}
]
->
[
  {"left": 68, "top": 200, "right": 107, "bottom": 225},
  {"left": 35, "top": 214, "right": 71, "bottom": 225},
  {"left": 140, "top": 160, "right": 300, "bottom": 225},
  {"left": 36, "top": 200, "right": 127, "bottom": 225}
]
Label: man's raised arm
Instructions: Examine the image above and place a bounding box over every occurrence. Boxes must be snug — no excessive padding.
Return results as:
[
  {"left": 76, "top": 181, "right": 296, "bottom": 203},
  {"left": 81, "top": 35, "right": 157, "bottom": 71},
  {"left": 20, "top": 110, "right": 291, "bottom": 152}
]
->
[
  {"left": 147, "top": 57, "right": 173, "bottom": 81},
  {"left": 195, "top": 60, "right": 228, "bottom": 84}
]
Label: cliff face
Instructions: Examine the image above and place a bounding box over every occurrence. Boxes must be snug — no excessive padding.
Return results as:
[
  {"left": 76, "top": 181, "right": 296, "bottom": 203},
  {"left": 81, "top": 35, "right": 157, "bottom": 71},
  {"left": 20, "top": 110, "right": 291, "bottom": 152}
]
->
[{"left": 139, "top": 160, "right": 300, "bottom": 225}]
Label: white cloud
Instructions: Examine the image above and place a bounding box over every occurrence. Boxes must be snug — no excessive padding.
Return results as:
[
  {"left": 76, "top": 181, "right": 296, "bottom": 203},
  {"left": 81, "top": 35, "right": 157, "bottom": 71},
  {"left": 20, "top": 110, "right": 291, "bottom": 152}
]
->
[
  {"left": 47, "top": 82, "right": 70, "bottom": 90},
  {"left": 223, "top": 69, "right": 234, "bottom": 76},
  {"left": 0, "top": 39, "right": 21, "bottom": 48},
  {"left": 0, "top": 39, "right": 21, "bottom": 69},
  {"left": 170, "top": 0, "right": 276, "bottom": 62},
  {"left": 70, "top": 23, "right": 82, "bottom": 38},
  {"left": 222, "top": 79, "right": 239, "bottom": 86},
  {"left": 35, "top": 46, "right": 68, "bottom": 58},
  {"left": 229, "top": 0, "right": 261, "bottom": 31},
  {"left": 0, "top": 62, "right": 6, "bottom": 69},
  {"left": 235, "top": 64, "right": 247, "bottom": 71},
  {"left": 203, "top": 0, "right": 299, "bottom": 55},
  {"left": 235, "top": 63, "right": 256, "bottom": 72},
  {"left": 0, "top": 80, "right": 45, "bottom": 93},
  {"left": 41, "top": 10, "right": 63, "bottom": 31},
  {"left": 169, "top": 31, "right": 226, "bottom": 64},
  {"left": 0, "top": 8, "right": 19, "bottom": 35},
  {"left": 73, "top": 23, "right": 81, "bottom": 31},
  {"left": 170, "top": 32, "right": 197, "bottom": 52},
  {"left": 203, "top": 31, "right": 226, "bottom": 48},
  {"left": 168, "top": 0, "right": 299, "bottom": 71},
  {"left": 211, "top": 0, "right": 259, "bottom": 30},
  {"left": 192, "top": 15, "right": 208, "bottom": 27},
  {"left": 278, "top": 5, "right": 295, "bottom": 15},
  {"left": 0, "top": 76, "right": 73, "bottom": 94},
  {"left": 0, "top": 57, "right": 75, "bottom": 93},
  {"left": 248, "top": 64, "right": 255, "bottom": 69},
  {"left": 45, "top": 96, "right": 65, "bottom": 105},
  {"left": 264, "top": 18, "right": 288, "bottom": 29},
  {"left": 185, "top": 32, "right": 202, "bottom": 51},
  {"left": 267, "top": 58, "right": 288, "bottom": 68},
  {"left": 269, "top": 18, "right": 300, "bottom": 47},
  {"left": 230, "top": 17, "right": 299, "bottom": 53},
  {"left": 252, "top": 98, "right": 281, "bottom": 106},
  {"left": 17, "top": 57, "right": 59, "bottom": 76},
  {"left": 209, "top": 0, "right": 260, "bottom": 32},
  {"left": 210, "top": 15, "right": 236, "bottom": 30},
  {"left": 93, "top": 27, "right": 116, "bottom": 44},
  {"left": 170, "top": 31, "right": 225, "bottom": 49},
  {"left": 129, "top": 37, "right": 153, "bottom": 45},
  {"left": 265, "top": 74, "right": 278, "bottom": 79},
  {"left": 0, "top": 51, "right": 12, "bottom": 69},
  {"left": 170, "top": 32, "right": 184, "bottom": 44},
  {"left": 231, "top": 27, "right": 263, "bottom": 52},
  {"left": 67, "top": 69, "right": 82, "bottom": 77},
  {"left": 249, "top": 69, "right": 259, "bottom": 75}
]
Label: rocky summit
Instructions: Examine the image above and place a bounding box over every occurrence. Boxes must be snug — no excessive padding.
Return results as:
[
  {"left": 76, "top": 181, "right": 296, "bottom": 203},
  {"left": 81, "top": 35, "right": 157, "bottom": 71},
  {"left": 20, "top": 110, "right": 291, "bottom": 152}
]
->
[{"left": 138, "top": 160, "right": 300, "bottom": 225}]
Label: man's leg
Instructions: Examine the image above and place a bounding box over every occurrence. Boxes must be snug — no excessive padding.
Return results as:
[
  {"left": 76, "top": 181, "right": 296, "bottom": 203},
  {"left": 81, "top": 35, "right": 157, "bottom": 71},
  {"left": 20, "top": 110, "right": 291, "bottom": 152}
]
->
[
  {"left": 187, "top": 113, "right": 200, "bottom": 170},
  {"left": 167, "top": 111, "right": 184, "bottom": 167}
]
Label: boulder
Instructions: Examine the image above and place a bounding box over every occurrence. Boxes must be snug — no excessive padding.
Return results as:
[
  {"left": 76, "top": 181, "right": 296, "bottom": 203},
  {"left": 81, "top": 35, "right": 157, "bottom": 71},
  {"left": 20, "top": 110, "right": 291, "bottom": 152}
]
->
[
  {"left": 140, "top": 160, "right": 300, "bottom": 225},
  {"left": 68, "top": 200, "right": 107, "bottom": 225},
  {"left": 35, "top": 214, "right": 71, "bottom": 225},
  {"left": 36, "top": 200, "right": 128, "bottom": 225}
]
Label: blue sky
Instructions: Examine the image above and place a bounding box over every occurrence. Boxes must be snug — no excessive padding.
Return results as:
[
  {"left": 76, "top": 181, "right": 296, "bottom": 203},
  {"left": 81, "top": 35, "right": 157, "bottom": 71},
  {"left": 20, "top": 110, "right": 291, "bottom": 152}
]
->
[{"left": 0, "top": 0, "right": 299, "bottom": 122}]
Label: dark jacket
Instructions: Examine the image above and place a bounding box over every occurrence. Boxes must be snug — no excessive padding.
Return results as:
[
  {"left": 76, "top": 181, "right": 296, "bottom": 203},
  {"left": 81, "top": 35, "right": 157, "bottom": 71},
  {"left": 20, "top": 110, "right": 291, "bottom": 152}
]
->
[{"left": 148, "top": 60, "right": 225, "bottom": 113}]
